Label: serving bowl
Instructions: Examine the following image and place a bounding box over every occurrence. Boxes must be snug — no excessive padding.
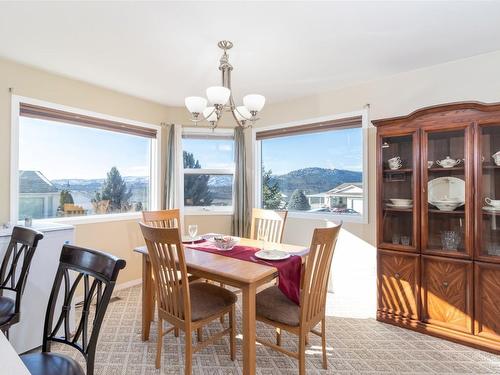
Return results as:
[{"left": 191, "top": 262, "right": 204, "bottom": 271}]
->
[
  {"left": 429, "top": 200, "right": 464, "bottom": 211},
  {"left": 211, "top": 236, "right": 238, "bottom": 251}
]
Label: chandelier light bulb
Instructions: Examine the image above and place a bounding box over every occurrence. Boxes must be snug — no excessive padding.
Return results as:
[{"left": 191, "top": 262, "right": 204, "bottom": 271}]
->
[
  {"left": 203, "top": 106, "right": 218, "bottom": 122},
  {"left": 206, "top": 86, "right": 231, "bottom": 105},
  {"left": 185, "top": 96, "right": 207, "bottom": 114},
  {"left": 235, "top": 106, "right": 252, "bottom": 121},
  {"left": 243, "top": 94, "right": 266, "bottom": 112}
]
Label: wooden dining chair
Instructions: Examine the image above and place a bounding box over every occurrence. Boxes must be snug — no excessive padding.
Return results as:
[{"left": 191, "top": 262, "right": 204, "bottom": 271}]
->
[
  {"left": 20, "top": 244, "right": 126, "bottom": 375},
  {"left": 255, "top": 224, "right": 341, "bottom": 374},
  {"left": 142, "top": 209, "right": 181, "bottom": 228},
  {"left": 249, "top": 208, "right": 288, "bottom": 243},
  {"left": 139, "top": 223, "right": 237, "bottom": 372},
  {"left": 0, "top": 226, "right": 44, "bottom": 339}
]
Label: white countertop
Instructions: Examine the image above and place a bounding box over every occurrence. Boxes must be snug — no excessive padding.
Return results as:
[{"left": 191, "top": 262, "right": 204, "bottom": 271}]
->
[
  {"left": 0, "top": 332, "right": 30, "bottom": 375},
  {"left": 0, "top": 221, "right": 74, "bottom": 237}
]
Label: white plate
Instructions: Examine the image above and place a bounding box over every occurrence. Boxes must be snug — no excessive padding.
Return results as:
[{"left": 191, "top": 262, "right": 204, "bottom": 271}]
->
[
  {"left": 428, "top": 177, "right": 465, "bottom": 203},
  {"left": 182, "top": 235, "right": 203, "bottom": 243},
  {"left": 482, "top": 206, "right": 500, "bottom": 212},
  {"left": 254, "top": 249, "right": 290, "bottom": 261},
  {"left": 386, "top": 203, "right": 413, "bottom": 208}
]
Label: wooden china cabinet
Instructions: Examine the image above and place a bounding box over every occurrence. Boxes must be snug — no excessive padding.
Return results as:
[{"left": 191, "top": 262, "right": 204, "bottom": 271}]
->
[{"left": 373, "top": 102, "right": 500, "bottom": 354}]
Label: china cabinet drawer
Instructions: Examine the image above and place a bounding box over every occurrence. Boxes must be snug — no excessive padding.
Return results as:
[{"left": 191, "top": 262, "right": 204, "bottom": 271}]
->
[
  {"left": 421, "top": 256, "right": 473, "bottom": 333},
  {"left": 378, "top": 250, "right": 419, "bottom": 320},
  {"left": 475, "top": 262, "right": 500, "bottom": 341}
]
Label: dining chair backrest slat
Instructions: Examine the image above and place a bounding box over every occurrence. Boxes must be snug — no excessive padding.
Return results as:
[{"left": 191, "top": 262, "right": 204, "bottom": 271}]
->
[
  {"left": 300, "top": 225, "right": 341, "bottom": 324},
  {"left": 139, "top": 223, "right": 191, "bottom": 323},
  {"left": 142, "top": 209, "right": 180, "bottom": 229},
  {"left": 249, "top": 208, "right": 288, "bottom": 243}
]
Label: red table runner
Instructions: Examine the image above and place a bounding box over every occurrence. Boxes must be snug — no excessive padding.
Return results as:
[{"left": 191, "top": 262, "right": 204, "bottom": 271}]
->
[{"left": 186, "top": 241, "right": 303, "bottom": 305}]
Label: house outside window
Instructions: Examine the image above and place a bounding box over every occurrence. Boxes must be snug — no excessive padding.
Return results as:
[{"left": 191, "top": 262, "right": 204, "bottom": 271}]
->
[
  {"left": 254, "top": 111, "right": 368, "bottom": 223},
  {"left": 181, "top": 128, "right": 235, "bottom": 214},
  {"left": 12, "top": 97, "right": 160, "bottom": 222}
]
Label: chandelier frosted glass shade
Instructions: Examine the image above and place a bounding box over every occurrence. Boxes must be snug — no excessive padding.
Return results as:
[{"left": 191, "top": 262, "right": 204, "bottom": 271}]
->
[
  {"left": 203, "top": 106, "right": 218, "bottom": 122},
  {"left": 184, "top": 41, "right": 265, "bottom": 128},
  {"left": 185, "top": 96, "right": 207, "bottom": 114},
  {"left": 235, "top": 106, "right": 252, "bottom": 121},
  {"left": 243, "top": 94, "right": 266, "bottom": 112},
  {"left": 206, "top": 86, "right": 231, "bottom": 105}
]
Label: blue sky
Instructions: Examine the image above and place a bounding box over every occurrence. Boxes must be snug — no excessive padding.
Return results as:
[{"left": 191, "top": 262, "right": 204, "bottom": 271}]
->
[
  {"left": 19, "top": 117, "right": 362, "bottom": 180},
  {"left": 19, "top": 117, "right": 151, "bottom": 180},
  {"left": 261, "top": 128, "right": 362, "bottom": 175},
  {"left": 182, "top": 138, "right": 234, "bottom": 169},
  {"left": 182, "top": 128, "right": 362, "bottom": 175}
]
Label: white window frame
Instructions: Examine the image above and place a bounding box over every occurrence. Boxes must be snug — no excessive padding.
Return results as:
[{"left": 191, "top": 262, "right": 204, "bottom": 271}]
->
[
  {"left": 180, "top": 127, "right": 235, "bottom": 216},
  {"left": 10, "top": 95, "right": 162, "bottom": 225},
  {"left": 252, "top": 108, "right": 369, "bottom": 224}
]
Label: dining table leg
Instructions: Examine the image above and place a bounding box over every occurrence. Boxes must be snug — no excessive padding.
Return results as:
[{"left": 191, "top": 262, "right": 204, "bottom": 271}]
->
[
  {"left": 242, "top": 283, "right": 257, "bottom": 375},
  {"left": 141, "top": 255, "right": 154, "bottom": 341}
]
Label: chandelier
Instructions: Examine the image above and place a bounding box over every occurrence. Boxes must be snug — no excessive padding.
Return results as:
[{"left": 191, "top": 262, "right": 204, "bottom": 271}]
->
[{"left": 184, "top": 40, "right": 265, "bottom": 129}]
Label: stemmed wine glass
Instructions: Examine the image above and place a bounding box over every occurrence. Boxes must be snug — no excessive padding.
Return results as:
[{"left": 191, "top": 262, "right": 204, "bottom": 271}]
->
[
  {"left": 188, "top": 224, "right": 198, "bottom": 245},
  {"left": 257, "top": 226, "right": 267, "bottom": 251}
]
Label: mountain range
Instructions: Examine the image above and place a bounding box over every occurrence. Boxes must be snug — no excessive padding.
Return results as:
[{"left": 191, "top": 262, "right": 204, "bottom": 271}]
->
[
  {"left": 269, "top": 167, "right": 362, "bottom": 197},
  {"left": 50, "top": 167, "right": 362, "bottom": 198}
]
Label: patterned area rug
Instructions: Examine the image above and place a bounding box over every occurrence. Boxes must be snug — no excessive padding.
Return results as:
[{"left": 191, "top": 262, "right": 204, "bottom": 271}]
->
[{"left": 53, "top": 285, "right": 500, "bottom": 374}]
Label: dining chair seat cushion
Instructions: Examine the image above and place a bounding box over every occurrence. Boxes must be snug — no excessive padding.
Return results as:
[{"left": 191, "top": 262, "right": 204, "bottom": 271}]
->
[
  {"left": 21, "top": 352, "right": 85, "bottom": 375},
  {"left": 256, "top": 286, "right": 300, "bottom": 326},
  {"left": 0, "top": 296, "right": 15, "bottom": 325},
  {"left": 189, "top": 282, "right": 237, "bottom": 321}
]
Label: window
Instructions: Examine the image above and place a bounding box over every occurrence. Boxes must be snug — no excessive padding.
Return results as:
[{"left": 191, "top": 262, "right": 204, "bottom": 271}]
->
[
  {"left": 13, "top": 99, "right": 160, "bottom": 221},
  {"left": 255, "top": 112, "right": 368, "bottom": 222},
  {"left": 181, "top": 129, "right": 235, "bottom": 214}
]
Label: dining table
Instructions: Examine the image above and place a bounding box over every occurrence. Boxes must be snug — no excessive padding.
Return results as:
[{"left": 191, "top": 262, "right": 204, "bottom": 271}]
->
[
  {"left": 134, "top": 236, "right": 308, "bottom": 375},
  {"left": 0, "top": 331, "right": 31, "bottom": 375}
]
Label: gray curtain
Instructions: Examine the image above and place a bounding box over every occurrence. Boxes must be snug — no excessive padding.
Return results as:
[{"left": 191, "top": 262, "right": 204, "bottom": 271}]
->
[
  {"left": 232, "top": 127, "right": 249, "bottom": 237},
  {"left": 163, "top": 124, "right": 176, "bottom": 209}
]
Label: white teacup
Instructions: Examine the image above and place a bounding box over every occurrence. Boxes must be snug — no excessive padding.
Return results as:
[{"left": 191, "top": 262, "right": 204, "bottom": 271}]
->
[
  {"left": 485, "top": 197, "right": 500, "bottom": 208},
  {"left": 492, "top": 151, "right": 500, "bottom": 166},
  {"left": 388, "top": 156, "right": 402, "bottom": 170}
]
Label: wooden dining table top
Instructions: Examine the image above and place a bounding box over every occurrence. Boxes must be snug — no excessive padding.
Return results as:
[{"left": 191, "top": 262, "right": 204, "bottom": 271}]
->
[{"left": 134, "top": 237, "right": 308, "bottom": 284}]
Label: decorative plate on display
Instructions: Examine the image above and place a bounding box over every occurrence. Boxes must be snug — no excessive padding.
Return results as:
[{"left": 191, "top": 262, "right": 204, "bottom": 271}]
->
[
  {"left": 428, "top": 177, "right": 465, "bottom": 203},
  {"left": 254, "top": 249, "right": 290, "bottom": 261}
]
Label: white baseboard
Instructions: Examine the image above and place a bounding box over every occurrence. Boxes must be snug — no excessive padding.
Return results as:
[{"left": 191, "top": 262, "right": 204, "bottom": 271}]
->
[{"left": 75, "top": 277, "right": 142, "bottom": 304}]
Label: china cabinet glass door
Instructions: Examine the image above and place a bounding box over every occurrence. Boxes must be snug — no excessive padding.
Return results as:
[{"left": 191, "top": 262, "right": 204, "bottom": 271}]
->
[
  {"left": 477, "top": 122, "right": 500, "bottom": 263},
  {"left": 380, "top": 133, "right": 417, "bottom": 250},
  {"left": 422, "top": 126, "right": 472, "bottom": 257}
]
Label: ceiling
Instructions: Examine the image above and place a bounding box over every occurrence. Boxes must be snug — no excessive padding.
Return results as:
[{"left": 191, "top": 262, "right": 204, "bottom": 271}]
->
[{"left": 1, "top": 1, "right": 500, "bottom": 106}]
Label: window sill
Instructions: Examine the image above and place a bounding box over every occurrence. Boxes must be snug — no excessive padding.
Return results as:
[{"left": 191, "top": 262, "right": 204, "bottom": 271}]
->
[
  {"left": 287, "top": 211, "right": 368, "bottom": 224},
  {"left": 32, "top": 212, "right": 142, "bottom": 226},
  {"left": 184, "top": 210, "right": 234, "bottom": 216}
]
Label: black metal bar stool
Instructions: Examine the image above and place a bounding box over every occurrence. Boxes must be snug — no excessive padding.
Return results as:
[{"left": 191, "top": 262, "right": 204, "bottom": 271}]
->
[
  {"left": 0, "top": 226, "right": 44, "bottom": 338},
  {"left": 20, "top": 244, "right": 126, "bottom": 375}
]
